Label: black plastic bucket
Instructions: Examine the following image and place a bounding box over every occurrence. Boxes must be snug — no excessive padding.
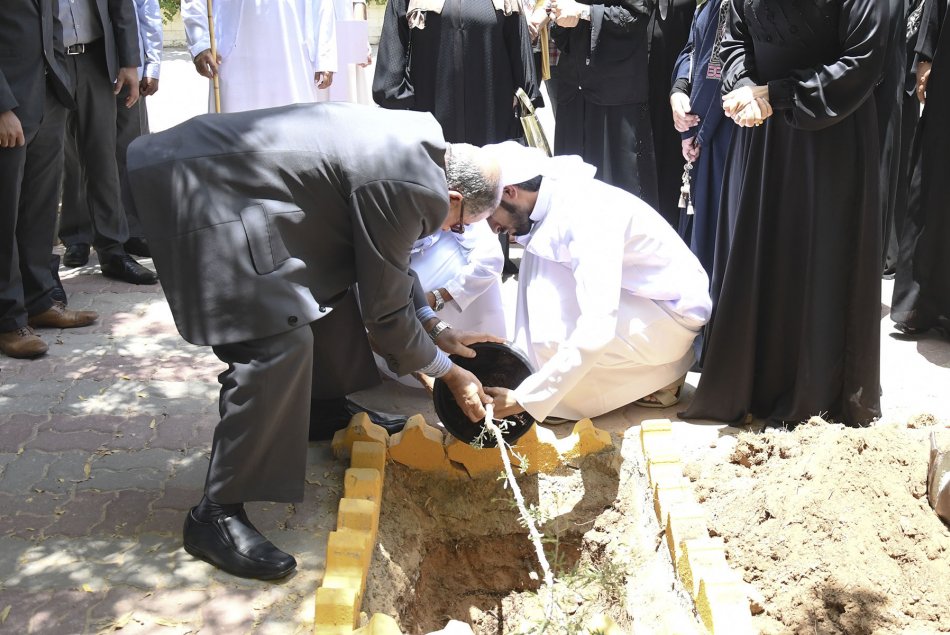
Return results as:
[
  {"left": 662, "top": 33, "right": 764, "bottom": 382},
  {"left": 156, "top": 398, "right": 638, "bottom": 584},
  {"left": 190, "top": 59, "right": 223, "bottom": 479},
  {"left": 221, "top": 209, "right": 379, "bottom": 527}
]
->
[{"left": 433, "top": 341, "right": 537, "bottom": 446}]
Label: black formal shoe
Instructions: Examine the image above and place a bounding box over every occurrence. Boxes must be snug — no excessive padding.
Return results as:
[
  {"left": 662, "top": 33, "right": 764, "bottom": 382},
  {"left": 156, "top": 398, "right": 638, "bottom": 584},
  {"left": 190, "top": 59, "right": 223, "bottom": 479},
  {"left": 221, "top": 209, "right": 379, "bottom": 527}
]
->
[
  {"left": 344, "top": 398, "right": 409, "bottom": 434},
  {"left": 62, "top": 243, "right": 90, "bottom": 268},
  {"left": 49, "top": 255, "right": 68, "bottom": 305},
  {"left": 182, "top": 507, "right": 297, "bottom": 580},
  {"left": 124, "top": 237, "right": 151, "bottom": 258},
  {"left": 309, "top": 397, "right": 410, "bottom": 441},
  {"left": 100, "top": 254, "right": 158, "bottom": 285}
]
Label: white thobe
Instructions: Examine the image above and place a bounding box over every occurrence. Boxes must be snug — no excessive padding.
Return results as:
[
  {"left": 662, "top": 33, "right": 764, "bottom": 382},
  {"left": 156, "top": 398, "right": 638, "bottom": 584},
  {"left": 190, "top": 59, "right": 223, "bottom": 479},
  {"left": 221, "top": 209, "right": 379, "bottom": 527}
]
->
[
  {"left": 511, "top": 176, "right": 712, "bottom": 422},
  {"left": 315, "top": 0, "right": 373, "bottom": 104},
  {"left": 376, "top": 222, "right": 508, "bottom": 386},
  {"left": 183, "top": 0, "right": 337, "bottom": 113}
]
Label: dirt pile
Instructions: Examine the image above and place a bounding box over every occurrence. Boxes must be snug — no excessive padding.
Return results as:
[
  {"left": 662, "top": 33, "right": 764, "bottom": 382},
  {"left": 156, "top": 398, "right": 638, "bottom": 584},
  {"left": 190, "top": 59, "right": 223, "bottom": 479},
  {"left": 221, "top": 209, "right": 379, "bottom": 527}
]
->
[{"left": 686, "top": 417, "right": 950, "bottom": 634}]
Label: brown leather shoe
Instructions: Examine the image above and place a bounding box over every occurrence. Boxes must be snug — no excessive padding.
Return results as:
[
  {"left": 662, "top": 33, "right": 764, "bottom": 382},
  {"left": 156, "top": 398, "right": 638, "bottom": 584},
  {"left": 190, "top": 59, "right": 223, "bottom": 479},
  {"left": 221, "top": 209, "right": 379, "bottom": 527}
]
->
[
  {"left": 0, "top": 326, "right": 49, "bottom": 358},
  {"left": 28, "top": 301, "right": 98, "bottom": 329}
]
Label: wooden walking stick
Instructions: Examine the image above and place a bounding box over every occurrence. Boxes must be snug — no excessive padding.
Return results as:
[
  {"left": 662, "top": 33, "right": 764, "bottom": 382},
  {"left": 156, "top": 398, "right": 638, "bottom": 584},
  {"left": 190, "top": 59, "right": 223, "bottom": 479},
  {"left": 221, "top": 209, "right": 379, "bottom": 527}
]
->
[{"left": 207, "top": 0, "right": 222, "bottom": 113}]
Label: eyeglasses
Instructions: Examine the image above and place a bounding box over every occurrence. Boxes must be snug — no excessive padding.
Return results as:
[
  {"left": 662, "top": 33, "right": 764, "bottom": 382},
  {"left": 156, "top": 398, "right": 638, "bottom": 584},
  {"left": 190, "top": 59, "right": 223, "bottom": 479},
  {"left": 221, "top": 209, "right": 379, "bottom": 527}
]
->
[{"left": 449, "top": 200, "right": 466, "bottom": 235}]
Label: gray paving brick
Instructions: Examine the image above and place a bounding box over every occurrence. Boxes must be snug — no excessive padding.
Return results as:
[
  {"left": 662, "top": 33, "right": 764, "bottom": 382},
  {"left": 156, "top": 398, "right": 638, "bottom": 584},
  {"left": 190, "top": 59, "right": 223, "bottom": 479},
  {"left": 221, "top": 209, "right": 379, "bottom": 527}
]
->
[
  {"left": 28, "top": 428, "right": 113, "bottom": 452},
  {"left": 0, "top": 449, "right": 52, "bottom": 493},
  {"left": 0, "top": 392, "right": 65, "bottom": 415},
  {"left": 0, "top": 413, "right": 42, "bottom": 451},
  {"left": 54, "top": 378, "right": 146, "bottom": 416},
  {"left": 93, "top": 448, "right": 181, "bottom": 472},
  {"left": 0, "top": 377, "right": 72, "bottom": 397},
  {"left": 33, "top": 450, "right": 93, "bottom": 494},
  {"left": 166, "top": 452, "right": 210, "bottom": 489}
]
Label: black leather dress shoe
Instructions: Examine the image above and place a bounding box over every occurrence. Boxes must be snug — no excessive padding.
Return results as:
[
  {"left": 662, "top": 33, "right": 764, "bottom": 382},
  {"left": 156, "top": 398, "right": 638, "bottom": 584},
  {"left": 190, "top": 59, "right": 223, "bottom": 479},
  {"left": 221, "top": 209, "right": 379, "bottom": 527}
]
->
[
  {"left": 344, "top": 398, "right": 409, "bottom": 434},
  {"left": 182, "top": 507, "right": 297, "bottom": 580},
  {"left": 309, "top": 397, "right": 409, "bottom": 441},
  {"left": 62, "top": 243, "right": 90, "bottom": 268},
  {"left": 100, "top": 254, "right": 158, "bottom": 285},
  {"left": 124, "top": 237, "right": 151, "bottom": 258}
]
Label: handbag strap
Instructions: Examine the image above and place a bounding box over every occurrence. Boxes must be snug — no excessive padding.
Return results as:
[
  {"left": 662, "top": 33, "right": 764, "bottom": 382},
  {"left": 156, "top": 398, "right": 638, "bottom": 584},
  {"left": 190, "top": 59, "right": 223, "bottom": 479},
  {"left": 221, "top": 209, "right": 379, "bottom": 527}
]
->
[{"left": 515, "top": 87, "right": 535, "bottom": 117}]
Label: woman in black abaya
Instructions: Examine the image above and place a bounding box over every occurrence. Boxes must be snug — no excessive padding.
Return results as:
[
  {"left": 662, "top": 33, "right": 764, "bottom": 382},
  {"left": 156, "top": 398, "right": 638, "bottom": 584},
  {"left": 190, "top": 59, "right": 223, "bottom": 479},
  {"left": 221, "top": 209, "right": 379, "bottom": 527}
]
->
[{"left": 682, "top": 0, "right": 888, "bottom": 427}]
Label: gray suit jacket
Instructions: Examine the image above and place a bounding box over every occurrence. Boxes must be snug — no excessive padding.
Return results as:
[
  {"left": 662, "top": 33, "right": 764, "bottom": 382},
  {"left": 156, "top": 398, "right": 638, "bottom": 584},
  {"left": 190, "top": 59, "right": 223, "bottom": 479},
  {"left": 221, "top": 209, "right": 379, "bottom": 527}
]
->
[
  {"left": 87, "top": 0, "right": 140, "bottom": 81},
  {"left": 0, "top": 0, "right": 73, "bottom": 133},
  {"left": 127, "top": 103, "right": 450, "bottom": 375}
]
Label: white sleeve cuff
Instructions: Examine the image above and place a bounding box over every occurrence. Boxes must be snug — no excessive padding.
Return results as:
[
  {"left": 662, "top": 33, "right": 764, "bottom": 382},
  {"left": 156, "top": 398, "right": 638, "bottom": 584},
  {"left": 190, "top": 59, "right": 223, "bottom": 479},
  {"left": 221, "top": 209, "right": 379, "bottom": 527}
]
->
[{"left": 419, "top": 349, "right": 452, "bottom": 378}]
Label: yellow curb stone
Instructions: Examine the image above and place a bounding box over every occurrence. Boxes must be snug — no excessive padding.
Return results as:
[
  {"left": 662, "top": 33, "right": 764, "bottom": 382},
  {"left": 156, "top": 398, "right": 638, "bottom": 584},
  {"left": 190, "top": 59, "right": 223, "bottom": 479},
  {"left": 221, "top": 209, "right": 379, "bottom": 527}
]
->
[
  {"left": 647, "top": 455, "right": 684, "bottom": 488},
  {"left": 583, "top": 614, "right": 624, "bottom": 634},
  {"left": 388, "top": 415, "right": 452, "bottom": 472},
  {"left": 445, "top": 438, "right": 509, "bottom": 478},
  {"left": 314, "top": 586, "right": 360, "bottom": 632},
  {"left": 557, "top": 418, "right": 613, "bottom": 459},
  {"left": 510, "top": 424, "right": 561, "bottom": 474},
  {"left": 327, "top": 527, "right": 373, "bottom": 572},
  {"left": 665, "top": 502, "right": 709, "bottom": 565},
  {"left": 653, "top": 477, "right": 692, "bottom": 525},
  {"left": 332, "top": 413, "right": 390, "bottom": 460},
  {"left": 352, "top": 440, "right": 387, "bottom": 477},
  {"left": 338, "top": 498, "right": 378, "bottom": 542},
  {"left": 344, "top": 468, "right": 383, "bottom": 505},
  {"left": 353, "top": 613, "right": 403, "bottom": 634},
  {"left": 640, "top": 418, "right": 673, "bottom": 453},
  {"left": 676, "top": 537, "right": 730, "bottom": 598},
  {"left": 696, "top": 571, "right": 754, "bottom": 634},
  {"left": 642, "top": 433, "right": 676, "bottom": 461}
]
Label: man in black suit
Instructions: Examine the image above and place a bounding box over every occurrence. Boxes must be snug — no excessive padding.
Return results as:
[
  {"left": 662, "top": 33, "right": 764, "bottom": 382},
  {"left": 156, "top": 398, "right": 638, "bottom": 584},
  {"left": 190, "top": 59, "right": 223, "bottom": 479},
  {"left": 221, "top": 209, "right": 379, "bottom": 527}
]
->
[
  {"left": 56, "top": 0, "right": 156, "bottom": 285},
  {"left": 0, "top": 0, "right": 101, "bottom": 359}
]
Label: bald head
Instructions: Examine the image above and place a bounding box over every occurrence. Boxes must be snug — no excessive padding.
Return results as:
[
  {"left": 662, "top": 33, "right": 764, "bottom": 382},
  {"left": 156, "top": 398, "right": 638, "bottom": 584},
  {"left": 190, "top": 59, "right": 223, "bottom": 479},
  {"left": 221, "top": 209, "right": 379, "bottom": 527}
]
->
[{"left": 444, "top": 143, "right": 502, "bottom": 221}]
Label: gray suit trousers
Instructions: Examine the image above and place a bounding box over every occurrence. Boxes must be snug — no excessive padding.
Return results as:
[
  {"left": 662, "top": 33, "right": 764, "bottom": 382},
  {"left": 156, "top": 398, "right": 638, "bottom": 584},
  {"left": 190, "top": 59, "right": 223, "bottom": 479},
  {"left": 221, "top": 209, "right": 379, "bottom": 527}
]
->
[
  {"left": 206, "top": 290, "right": 379, "bottom": 503},
  {"left": 0, "top": 85, "right": 67, "bottom": 332},
  {"left": 58, "top": 39, "right": 129, "bottom": 255}
]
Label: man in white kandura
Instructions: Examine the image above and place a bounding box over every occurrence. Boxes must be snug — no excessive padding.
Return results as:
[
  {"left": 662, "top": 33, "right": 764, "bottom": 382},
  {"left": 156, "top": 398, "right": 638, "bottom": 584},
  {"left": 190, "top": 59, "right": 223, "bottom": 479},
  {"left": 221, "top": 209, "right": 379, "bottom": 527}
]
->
[
  {"left": 183, "top": 0, "right": 337, "bottom": 112},
  {"left": 376, "top": 221, "right": 508, "bottom": 386},
  {"left": 483, "top": 142, "right": 712, "bottom": 423}
]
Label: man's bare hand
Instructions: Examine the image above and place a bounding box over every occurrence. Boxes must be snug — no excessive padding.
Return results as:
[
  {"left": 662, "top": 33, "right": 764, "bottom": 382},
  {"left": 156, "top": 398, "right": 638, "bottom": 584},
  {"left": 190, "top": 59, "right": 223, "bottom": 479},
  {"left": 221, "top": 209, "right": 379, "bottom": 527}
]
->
[
  {"left": 917, "top": 61, "right": 932, "bottom": 104},
  {"left": 442, "top": 364, "right": 491, "bottom": 422},
  {"left": 139, "top": 77, "right": 159, "bottom": 97},
  {"left": 434, "top": 327, "right": 505, "bottom": 358},
  {"left": 193, "top": 49, "right": 221, "bottom": 79},
  {"left": 670, "top": 92, "right": 699, "bottom": 132},
  {"left": 115, "top": 67, "right": 140, "bottom": 107},
  {"left": 0, "top": 111, "right": 25, "bottom": 148},
  {"left": 315, "top": 71, "right": 334, "bottom": 89},
  {"left": 484, "top": 386, "right": 526, "bottom": 419}
]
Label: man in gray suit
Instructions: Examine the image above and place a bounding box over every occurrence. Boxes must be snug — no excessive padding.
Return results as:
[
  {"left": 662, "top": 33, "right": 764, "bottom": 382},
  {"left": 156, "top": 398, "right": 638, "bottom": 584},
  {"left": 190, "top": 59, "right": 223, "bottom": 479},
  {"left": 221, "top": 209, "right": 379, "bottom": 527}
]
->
[
  {"left": 56, "top": 0, "right": 157, "bottom": 285},
  {"left": 127, "top": 102, "right": 501, "bottom": 580},
  {"left": 1, "top": 0, "right": 100, "bottom": 358}
]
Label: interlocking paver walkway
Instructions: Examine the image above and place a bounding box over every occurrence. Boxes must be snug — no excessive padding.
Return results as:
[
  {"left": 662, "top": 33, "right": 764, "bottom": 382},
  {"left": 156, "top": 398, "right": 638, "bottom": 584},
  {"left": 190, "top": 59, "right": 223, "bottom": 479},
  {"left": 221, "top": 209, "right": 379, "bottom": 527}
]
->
[{"left": 0, "top": 252, "right": 358, "bottom": 633}]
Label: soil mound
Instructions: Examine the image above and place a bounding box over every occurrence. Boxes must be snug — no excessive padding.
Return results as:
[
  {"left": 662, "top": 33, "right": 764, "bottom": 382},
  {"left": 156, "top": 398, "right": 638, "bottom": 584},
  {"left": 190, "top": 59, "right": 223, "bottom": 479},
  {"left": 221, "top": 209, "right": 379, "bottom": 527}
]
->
[{"left": 687, "top": 418, "right": 950, "bottom": 634}]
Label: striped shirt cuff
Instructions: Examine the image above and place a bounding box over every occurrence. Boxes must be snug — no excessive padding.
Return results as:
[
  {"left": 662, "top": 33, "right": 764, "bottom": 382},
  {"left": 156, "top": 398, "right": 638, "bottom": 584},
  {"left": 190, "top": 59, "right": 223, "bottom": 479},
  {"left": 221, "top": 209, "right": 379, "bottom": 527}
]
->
[
  {"left": 419, "top": 348, "right": 452, "bottom": 378},
  {"left": 416, "top": 306, "right": 438, "bottom": 323}
]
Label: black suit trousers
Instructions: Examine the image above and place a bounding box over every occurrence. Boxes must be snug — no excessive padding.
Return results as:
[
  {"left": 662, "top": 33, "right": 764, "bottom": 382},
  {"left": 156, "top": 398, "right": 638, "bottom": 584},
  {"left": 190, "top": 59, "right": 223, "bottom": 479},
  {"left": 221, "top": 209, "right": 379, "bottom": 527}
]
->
[
  {"left": 59, "top": 39, "right": 129, "bottom": 255},
  {"left": 0, "top": 84, "right": 67, "bottom": 332}
]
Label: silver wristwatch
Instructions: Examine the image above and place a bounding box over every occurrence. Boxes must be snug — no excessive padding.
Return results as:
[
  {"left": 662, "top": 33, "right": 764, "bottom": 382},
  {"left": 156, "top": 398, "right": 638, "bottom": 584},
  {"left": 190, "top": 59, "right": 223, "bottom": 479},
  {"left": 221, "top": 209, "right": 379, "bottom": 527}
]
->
[
  {"left": 427, "top": 320, "right": 451, "bottom": 342},
  {"left": 432, "top": 288, "right": 446, "bottom": 312}
]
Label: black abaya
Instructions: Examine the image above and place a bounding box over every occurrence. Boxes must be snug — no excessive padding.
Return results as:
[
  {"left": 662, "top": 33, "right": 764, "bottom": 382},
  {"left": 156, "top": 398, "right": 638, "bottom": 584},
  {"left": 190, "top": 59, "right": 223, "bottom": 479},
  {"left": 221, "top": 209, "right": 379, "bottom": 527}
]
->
[
  {"left": 892, "top": 0, "right": 950, "bottom": 334},
  {"left": 683, "top": 0, "right": 888, "bottom": 427},
  {"left": 372, "top": 0, "right": 539, "bottom": 145}
]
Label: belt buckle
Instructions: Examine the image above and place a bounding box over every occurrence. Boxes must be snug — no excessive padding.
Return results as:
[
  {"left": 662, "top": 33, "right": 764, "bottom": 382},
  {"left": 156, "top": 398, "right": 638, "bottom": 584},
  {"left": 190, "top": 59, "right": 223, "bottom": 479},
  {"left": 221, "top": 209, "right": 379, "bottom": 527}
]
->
[{"left": 66, "top": 43, "right": 85, "bottom": 55}]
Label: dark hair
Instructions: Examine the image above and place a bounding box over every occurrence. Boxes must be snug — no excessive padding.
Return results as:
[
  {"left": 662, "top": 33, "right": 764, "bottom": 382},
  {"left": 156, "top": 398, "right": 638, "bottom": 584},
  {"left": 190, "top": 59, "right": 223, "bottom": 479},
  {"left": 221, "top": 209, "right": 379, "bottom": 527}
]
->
[{"left": 513, "top": 175, "right": 543, "bottom": 192}]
